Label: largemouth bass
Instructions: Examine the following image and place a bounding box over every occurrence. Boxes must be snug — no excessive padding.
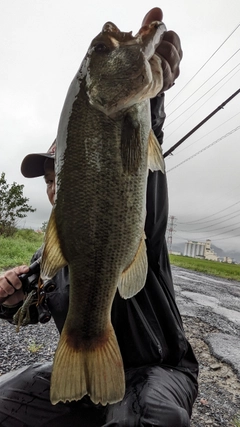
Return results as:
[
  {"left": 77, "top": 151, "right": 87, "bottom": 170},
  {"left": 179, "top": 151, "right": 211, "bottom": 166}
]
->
[{"left": 40, "top": 20, "right": 166, "bottom": 406}]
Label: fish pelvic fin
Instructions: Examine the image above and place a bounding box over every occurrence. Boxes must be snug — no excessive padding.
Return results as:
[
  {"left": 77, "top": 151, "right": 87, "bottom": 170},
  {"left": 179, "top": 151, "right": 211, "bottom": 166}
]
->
[
  {"left": 118, "top": 236, "right": 148, "bottom": 299},
  {"left": 50, "top": 324, "right": 125, "bottom": 406},
  {"left": 148, "top": 129, "right": 165, "bottom": 173},
  {"left": 41, "top": 208, "right": 67, "bottom": 279}
]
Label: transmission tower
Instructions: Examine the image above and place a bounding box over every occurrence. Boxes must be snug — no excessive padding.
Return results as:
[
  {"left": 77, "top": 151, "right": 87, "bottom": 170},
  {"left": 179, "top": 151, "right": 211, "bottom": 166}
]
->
[{"left": 167, "top": 215, "right": 177, "bottom": 253}]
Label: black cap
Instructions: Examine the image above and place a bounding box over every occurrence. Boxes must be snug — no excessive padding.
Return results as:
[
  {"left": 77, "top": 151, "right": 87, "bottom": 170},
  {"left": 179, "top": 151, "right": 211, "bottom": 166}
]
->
[{"left": 21, "top": 140, "right": 56, "bottom": 178}]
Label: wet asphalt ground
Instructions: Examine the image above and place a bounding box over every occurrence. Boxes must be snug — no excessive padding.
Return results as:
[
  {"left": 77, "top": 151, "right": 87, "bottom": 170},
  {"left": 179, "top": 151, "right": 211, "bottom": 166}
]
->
[{"left": 172, "top": 265, "right": 240, "bottom": 379}]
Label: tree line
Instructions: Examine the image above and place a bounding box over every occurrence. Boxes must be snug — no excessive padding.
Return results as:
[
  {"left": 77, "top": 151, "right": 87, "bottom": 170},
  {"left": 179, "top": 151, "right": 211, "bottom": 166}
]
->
[{"left": 0, "top": 172, "right": 35, "bottom": 237}]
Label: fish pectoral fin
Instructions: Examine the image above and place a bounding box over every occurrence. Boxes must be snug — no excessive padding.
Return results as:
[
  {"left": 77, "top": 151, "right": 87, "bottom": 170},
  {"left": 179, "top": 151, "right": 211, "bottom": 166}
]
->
[
  {"left": 118, "top": 236, "right": 148, "bottom": 299},
  {"left": 120, "top": 113, "right": 142, "bottom": 173},
  {"left": 41, "top": 208, "right": 67, "bottom": 280},
  {"left": 50, "top": 324, "right": 125, "bottom": 406},
  {"left": 148, "top": 129, "right": 165, "bottom": 173}
]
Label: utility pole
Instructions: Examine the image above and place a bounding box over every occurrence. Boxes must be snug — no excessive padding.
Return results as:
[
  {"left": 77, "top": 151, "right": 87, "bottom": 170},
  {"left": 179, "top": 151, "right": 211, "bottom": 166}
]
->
[{"left": 167, "top": 215, "right": 176, "bottom": 253}]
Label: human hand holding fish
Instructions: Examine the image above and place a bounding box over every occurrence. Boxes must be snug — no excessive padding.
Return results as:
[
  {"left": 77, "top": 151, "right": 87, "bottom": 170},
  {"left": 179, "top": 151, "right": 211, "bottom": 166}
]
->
[
  {"left": 0, "top": 265, "right": 28, "bottom": 306},
  {"left": 142, "top": 7, "right": 183, "bottom": 91}
]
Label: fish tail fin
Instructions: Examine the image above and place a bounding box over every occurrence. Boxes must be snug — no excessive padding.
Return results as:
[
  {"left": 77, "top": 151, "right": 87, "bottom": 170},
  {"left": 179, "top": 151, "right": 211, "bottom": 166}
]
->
[{"left": 50, "top": 325, "right": 125, "bottom": 406}]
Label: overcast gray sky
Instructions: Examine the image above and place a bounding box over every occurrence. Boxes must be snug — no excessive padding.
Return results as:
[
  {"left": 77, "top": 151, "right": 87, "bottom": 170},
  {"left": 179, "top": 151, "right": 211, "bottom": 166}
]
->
[{"left": 1, "top": 0, "right": 240, "bottom": 253}]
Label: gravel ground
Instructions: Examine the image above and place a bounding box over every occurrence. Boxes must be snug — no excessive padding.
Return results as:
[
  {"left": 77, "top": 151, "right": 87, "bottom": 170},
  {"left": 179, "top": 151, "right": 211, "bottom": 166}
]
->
[
  {"left": 0, "top": 315, "right": 240, "bottom": 426},
  {"left": 183, "top": 315, "right": 240, "bottom": 427}
]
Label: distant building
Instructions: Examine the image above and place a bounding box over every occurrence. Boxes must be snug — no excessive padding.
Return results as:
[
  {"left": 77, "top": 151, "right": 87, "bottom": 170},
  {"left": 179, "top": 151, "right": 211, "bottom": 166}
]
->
[
  {"left": 184, "top": 239, "right": 218, "bottom": 261},
  {"left": 184, "top": 241, "right": 205, "bottom": 258},
  {"left": 204, "top": 239, "right": 218, "bottom": 261},
  {"left": 223, "top": 256, "right": 233, "bottom": 264}
]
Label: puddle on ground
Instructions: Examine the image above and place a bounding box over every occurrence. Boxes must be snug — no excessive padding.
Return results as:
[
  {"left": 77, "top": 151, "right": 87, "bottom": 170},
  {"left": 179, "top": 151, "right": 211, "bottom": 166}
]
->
[{"left": 181, "top": 291, "right": 240, "bottom": 325}]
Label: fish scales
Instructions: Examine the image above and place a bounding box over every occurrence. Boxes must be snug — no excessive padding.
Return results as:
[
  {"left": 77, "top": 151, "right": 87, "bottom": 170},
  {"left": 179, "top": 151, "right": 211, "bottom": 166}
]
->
[
  {"left": 40, "top": 20, "right": 166, "bottom": 406},
  {"left": 56, "top": 100, "right": 147, "bottom": 335}
]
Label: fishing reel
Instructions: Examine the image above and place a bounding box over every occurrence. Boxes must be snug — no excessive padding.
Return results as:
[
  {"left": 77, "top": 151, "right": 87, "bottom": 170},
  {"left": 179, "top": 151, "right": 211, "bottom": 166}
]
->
[{"left": 19, "top": 259, "right": 56, "bottom": 324}]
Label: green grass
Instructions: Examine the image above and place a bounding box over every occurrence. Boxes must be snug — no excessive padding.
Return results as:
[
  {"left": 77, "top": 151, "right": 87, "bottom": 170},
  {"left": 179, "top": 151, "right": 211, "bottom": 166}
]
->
[
  {"left": 1, "top": 230, "right": 240, "bottom": 283},
  {"left": 231, "top": 415, "right": 240, "bottom": 427},
  {"left": 170, "top": 254, "right": 240, "bottom": 282},
  {"left": 0, "top": 229, "right": 44, "bottom": 270}
]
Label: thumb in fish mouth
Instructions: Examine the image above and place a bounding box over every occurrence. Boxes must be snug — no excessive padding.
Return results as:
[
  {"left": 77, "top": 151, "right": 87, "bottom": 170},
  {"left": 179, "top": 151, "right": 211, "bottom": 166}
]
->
[{"left": 141, "top": 7, "right": 163, "bottom": 27}]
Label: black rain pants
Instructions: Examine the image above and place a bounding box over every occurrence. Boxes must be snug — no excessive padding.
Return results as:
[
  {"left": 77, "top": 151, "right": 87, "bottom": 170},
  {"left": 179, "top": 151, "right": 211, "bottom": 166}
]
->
[{"left": 0, "top": 361, "right": 197, "bottom": 427}]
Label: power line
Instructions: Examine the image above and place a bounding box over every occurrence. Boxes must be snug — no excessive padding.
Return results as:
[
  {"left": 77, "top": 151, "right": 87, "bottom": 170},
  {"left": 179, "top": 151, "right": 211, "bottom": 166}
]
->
[
  {"left": 167, "top": 48, "right": 240, "bottom": 119},
  {"left": 175, "top": 223, "right": 240, "bottom": 238},
  {"left": 178, "top": 211, "right": 240, "bottom": 231},
  {"left": 177, "top": 201, "right": 240, "bottom": 225},
  {"left": 179, "top": 218, "right": 240, "bottom": 234},
  {"left": 164, "top": 88, "right": 240, "bottom": 158},
  {"left": 206, "top": 224, "right": 240, "bottom": 239},
  {"left": 164, "top": 67, "right": 240, "bottom": 142},
  {"left": 174, "top": 231, "right": 240, "bottom": 243},
  {"left": 165, "top": 62, "right": 240, "bottom": 129},
  {"left": 209, "top": 233, "right": 240, "bottom": 242},
  {"left": 167, "top": 124, "right": 240, "bottom": 171},
  {"left": 173, "top": 110, "right": 240, "bottom": 156},
  {"left": 166, "top": 23, "right": 240, "bottom": 108}
]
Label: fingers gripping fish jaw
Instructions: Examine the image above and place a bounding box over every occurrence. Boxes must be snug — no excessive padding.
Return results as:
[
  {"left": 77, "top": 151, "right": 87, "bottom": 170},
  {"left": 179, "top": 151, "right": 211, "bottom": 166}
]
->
[
  {"left": 85, "top": 21, "right": 166, "bottom": 116},
  {"left": 138, "top": 21, "right": 167, "bottom": 59},
  {"left": 101, "top": 20, "right": 166, "bottom": 58}
]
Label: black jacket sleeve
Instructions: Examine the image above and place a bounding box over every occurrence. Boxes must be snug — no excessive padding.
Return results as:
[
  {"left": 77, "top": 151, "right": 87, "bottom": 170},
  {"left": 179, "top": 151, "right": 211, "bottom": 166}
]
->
[
  {"left": 150, "top": 93, "right": 166, "bottom": 145},
  {"left": 111, "top": 94, "right": 198, "bottom": 376}
]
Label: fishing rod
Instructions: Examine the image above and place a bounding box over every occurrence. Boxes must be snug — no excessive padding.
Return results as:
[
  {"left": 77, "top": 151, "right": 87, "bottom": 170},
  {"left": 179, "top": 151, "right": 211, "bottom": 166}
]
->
[{"left": 163, "top": 88, "right": 240, "bottom": 158}]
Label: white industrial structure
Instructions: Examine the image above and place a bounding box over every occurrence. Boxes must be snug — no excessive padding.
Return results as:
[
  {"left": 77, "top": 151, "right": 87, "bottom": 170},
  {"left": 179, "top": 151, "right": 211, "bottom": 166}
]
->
[{"left": 184, "top": 239, "right": 218, "bottom": 261}]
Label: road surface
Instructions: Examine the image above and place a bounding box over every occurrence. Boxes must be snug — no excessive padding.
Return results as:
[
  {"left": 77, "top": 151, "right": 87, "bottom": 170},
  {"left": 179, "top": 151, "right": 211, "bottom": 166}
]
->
[{"left": 172, "top": 265, "right": 240, "bottom": 377}]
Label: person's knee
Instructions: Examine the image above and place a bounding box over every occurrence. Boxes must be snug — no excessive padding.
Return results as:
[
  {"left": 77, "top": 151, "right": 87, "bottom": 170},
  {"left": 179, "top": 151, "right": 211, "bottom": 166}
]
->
[
  {"left": 105, "top": 393, "right": 191, "bottom": 427},
  {"left": 141, "top": 404, "right": 190, "bottom": 427},
  {"left": 104, "top": 365, "right": 193, "bottom": 427},
  {"left": 141, "top": 387, "right": 191, "bottom": 427}
]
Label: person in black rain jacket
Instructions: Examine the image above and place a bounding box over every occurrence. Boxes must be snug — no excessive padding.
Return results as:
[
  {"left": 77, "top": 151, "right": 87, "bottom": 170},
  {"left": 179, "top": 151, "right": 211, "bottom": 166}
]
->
[{"left": 0, "top": 7, "right": 198, "bottom": 427}]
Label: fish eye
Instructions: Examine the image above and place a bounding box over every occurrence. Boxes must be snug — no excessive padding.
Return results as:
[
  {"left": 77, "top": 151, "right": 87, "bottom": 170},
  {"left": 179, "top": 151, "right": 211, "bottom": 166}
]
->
[{"left": 94, "top": 43, "right": 109, "bottom": 53}]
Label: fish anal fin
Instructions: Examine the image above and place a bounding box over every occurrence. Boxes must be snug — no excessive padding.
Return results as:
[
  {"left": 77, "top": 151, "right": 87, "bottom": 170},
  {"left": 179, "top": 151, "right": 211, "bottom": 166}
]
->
[
  {"left": 50, "top": 324, "right": 125, "bottom": 406},
  {"left": 118, "top": 236, "right": 148, "bottom": 299},
  {"left": 41, "top": 208, "right": 67, "bottom": 280},
  {"left": 148, "top": 129, "right": 165, "bottom": 173}
]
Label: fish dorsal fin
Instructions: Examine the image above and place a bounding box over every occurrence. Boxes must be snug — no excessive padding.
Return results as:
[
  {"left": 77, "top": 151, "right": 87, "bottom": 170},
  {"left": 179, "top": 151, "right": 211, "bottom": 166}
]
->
[
  {"left": 148, "top": 129, "right": 165, "bottom": 173},
  {"left": 121, "top": 114, "right": 142, "bottom": 173},
  {"left": 41, "top": 208, "right": 67, "bottom": 280},
  {"left": 118, "top": 236, "right": 148, "bottom": 299}
]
